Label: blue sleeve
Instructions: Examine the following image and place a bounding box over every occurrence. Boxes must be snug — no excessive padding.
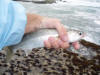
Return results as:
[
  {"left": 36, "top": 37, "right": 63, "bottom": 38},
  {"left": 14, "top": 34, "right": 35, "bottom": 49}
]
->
[{"left": 0, "top": 0, "right": 27, "bottom": 50}]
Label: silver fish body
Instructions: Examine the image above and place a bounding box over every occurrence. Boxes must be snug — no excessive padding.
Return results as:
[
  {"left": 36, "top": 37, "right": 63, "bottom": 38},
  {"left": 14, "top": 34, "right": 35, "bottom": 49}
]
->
[{"left": 11, "top": 28, "right": 84, "bottom": 53}]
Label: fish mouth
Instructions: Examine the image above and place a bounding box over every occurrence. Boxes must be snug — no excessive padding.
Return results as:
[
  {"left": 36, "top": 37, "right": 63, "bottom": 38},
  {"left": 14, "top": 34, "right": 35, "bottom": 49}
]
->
[{"left": 82, "top": 33, "right": 86, "bottom": 38}]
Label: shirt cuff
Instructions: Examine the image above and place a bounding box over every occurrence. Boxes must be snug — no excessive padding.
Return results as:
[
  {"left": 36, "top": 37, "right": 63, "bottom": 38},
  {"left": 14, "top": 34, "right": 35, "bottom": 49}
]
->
[{"left": 0, "top": 1, "right": 27, "bottom": 50}]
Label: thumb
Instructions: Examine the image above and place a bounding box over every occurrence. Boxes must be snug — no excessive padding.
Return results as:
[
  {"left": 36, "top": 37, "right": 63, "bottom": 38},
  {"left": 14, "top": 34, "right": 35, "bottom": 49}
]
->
[
  {"left": 72, "top": 42, "right": 80, "bottom": 50},
  {"left": 55, "top": 24, "right": 68, "bottom": 42}
]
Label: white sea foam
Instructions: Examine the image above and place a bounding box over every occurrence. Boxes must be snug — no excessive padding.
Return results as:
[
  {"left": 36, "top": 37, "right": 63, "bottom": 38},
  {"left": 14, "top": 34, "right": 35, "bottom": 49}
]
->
[
  {"left": 56, "top": 0, "right": 100, "bottom": 7},
  {"left": 94, "top": 20, "right": 100, "bottom": 25}
]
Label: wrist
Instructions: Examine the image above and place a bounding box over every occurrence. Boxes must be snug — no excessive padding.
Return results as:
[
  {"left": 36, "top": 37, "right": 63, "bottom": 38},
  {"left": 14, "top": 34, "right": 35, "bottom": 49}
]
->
[
  {"left": 39, "top": 17, "right": 54, "bottom": 29},
  {"left": 39, "top": 17, "right": 48, "bottom": 28},
  {"left": 25, "top": 13, "right": 44, "bottom": 34}
]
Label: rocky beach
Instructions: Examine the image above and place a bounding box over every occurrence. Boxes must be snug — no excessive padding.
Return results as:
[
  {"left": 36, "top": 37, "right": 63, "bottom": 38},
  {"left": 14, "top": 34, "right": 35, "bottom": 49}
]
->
[{"left": 0, "top": 40, "right": 100, "bottom": 75}]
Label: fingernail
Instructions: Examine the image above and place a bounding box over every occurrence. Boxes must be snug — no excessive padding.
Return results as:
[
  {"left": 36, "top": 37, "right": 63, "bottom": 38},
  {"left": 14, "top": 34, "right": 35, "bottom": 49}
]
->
[
  {"left": 58, "top": 40, "right": 62, "bottom": 45},
  {"left": 62, "top": 36, "right": 68, "bottom": 42}
]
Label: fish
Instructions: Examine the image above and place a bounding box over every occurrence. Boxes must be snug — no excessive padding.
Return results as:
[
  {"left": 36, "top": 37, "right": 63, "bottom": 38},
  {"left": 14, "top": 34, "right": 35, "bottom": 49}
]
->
[{"left": 11, "top": 28, "right": 85, "bottom": 53}]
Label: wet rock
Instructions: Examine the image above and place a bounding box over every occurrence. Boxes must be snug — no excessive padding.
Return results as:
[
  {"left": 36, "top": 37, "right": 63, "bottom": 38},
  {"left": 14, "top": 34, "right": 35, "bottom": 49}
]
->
[
  {"left": 1, "top": 40, "right": 100, "bottom": 75},
  {"left": 0, "top": 50, "right": 7, "bottom": 62},
  {"left": 13, "top": 0, "right": 33, "bottom": 1},
  {"left": 32, "top": 0, "right": 56, "bottom": 4},
  {"left": 14, "top": 0, "right": 56, "bottom": 4}
]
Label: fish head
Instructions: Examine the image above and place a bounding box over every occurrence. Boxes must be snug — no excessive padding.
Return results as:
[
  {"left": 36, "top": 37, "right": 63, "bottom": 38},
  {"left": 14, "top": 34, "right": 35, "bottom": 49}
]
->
[{"left": 68, "top": 30, "right": 85, "bottom": 42}]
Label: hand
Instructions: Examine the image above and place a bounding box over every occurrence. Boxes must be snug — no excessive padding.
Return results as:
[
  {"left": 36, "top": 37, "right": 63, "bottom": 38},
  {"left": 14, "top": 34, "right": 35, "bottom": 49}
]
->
[
  {"left": 41, "top": 18, "right": 80, "bottom": 49},
  {"left": 25, "top": 13, "right": 80, "bottom": 49}
]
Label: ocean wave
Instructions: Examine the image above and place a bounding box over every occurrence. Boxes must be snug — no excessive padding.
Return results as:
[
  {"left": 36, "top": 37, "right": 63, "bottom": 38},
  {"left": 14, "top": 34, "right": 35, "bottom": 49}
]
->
[
  {"left": 94, "top": 20, "right": 100, "bottom": 25},
  {"left": 56, "top": 0, "right": 100, "bottom": 7}
]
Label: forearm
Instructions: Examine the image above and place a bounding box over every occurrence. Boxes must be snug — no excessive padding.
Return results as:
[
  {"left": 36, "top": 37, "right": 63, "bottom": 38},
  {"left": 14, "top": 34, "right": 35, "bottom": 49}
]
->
[{"left": 25, "top": 13, "right": 44, "bottom": 34}]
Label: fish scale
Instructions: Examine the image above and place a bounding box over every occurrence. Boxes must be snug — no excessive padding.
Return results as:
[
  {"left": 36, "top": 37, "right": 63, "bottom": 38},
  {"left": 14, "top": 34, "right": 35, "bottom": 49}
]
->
[{"left": 11, "top": 28, "right": 84, "bottom": 54}]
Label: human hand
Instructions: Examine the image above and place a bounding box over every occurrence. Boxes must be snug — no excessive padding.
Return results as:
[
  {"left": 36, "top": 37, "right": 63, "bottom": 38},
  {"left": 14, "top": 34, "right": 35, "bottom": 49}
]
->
[
  {"left": 25, "top": 13, "right": 80, "bottom": 49},
  {"left": 41, "top": 17, "right": 80, "bottom": 49}
]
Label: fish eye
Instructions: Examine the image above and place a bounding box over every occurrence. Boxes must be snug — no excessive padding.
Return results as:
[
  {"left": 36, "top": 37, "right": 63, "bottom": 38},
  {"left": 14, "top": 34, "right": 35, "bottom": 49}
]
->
[{"left": 79, "top": 32, "right": 82, "bottom": 35}]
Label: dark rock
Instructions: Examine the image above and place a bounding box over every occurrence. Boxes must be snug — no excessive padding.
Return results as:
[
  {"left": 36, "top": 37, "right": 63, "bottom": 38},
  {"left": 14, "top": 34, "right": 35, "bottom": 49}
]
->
[
  {"left": 13, "top": 0, "right": 56, "bottom": 4},
  {"left": 1, "top": 40, "right": 100, "bottom": 75}
]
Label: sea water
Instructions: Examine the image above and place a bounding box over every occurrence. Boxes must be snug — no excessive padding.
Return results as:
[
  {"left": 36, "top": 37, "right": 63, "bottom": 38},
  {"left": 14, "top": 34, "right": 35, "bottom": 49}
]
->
[{"left": 18, "top": 0, "right": 100, "bottom": 45}]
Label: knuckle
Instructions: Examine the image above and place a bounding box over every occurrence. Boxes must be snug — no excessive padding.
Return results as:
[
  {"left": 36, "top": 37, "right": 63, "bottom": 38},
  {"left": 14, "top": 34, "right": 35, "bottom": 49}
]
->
[
  {"left": 65, "top": 43, "right": 69, "bottom": 48},
  {"left": 54, "top": 19, "right": 61, "bottom": 24},
  {"left": 56, "top": 19, "right": 60, "bottom": 22}
]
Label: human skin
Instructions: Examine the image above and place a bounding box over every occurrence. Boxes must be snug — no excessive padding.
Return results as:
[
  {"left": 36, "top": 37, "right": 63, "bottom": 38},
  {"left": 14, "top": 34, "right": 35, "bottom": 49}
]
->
[{"left": 25, "top": 13, "right": 80, "bottom": 49}]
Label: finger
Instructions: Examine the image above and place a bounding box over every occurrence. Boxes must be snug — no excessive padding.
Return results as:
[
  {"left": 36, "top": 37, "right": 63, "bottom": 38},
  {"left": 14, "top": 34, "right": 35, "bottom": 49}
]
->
[
  {"left": 72, "top": 42, "right": 80, "bottom": 50},
  {"left": 58, "top": 39, "right": 69, "bottom": 49},
  {"left": 48, "top": 37, "right": 59, "bottom": 49},
  {"left": 55, "top": 24, "right": 68, "bottom": 42},
  {"left": 44, "top": 40, "right": 51, "bottom": 48}
]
